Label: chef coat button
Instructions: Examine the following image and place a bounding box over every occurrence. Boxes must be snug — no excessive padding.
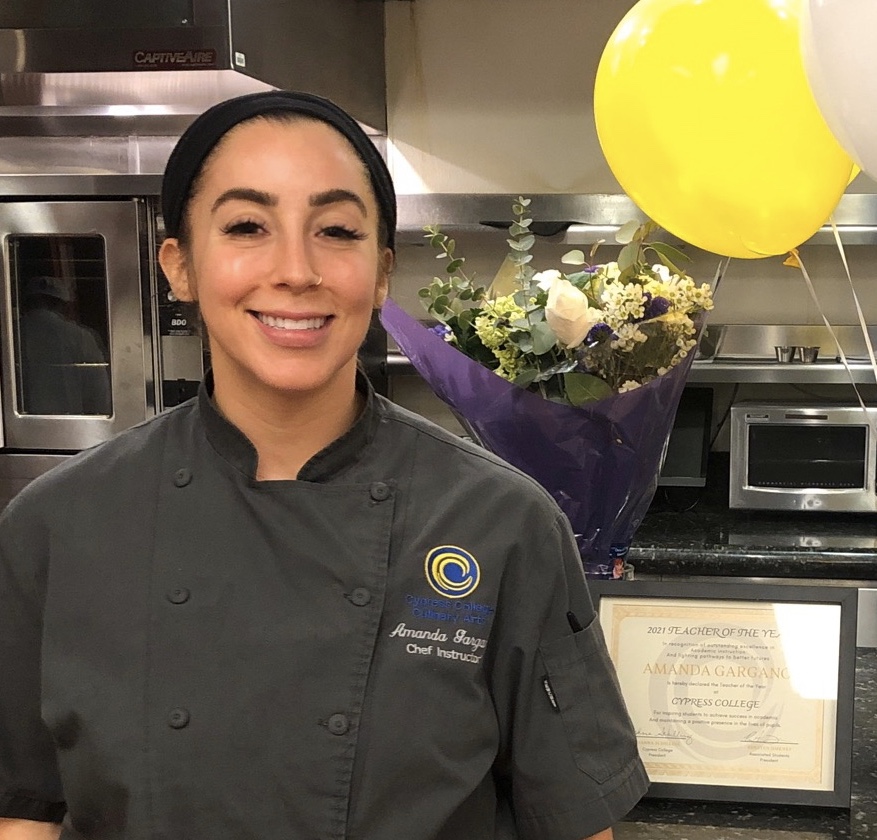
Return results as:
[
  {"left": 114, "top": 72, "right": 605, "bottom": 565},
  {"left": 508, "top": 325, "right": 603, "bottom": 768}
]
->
[
  {"left": 327, "top": 713, "right": 349, "bottom": 735},
  {"left": 349, "top": 587, "right": 372, "bottom": 606},
  {"left": 167, "top": 587, "right": 190, "bottom": 604},
  {"left": 369, "top": 481, "right": 391, "bottom": 502},
  {"left": 167, "top": 708, "right": 190, "bottom": 729},
  {"left": 173, "top": 468, "right": 192, "bottom": 488}
]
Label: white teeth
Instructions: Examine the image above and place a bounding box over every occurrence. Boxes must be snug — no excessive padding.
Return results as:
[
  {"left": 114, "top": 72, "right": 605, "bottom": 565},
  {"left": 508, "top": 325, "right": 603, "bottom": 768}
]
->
[{"left": 257, "top": 313, "right": 327, "bottom": 331}]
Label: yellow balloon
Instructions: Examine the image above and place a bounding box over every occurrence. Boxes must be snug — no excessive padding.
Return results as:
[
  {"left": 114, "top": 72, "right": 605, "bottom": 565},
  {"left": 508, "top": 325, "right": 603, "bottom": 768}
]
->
[
  {"left": 594, "top": 0, "right": 854, "bottom": 259},
  {"left": 848, "top": 164, "right": 861, "bottom": 186}
]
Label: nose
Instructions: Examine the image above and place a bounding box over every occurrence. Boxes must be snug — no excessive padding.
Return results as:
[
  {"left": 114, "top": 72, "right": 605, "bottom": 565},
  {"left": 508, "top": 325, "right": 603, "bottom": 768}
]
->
[{"left": 274, "top": 228, "right": 321, "bottom": 290}]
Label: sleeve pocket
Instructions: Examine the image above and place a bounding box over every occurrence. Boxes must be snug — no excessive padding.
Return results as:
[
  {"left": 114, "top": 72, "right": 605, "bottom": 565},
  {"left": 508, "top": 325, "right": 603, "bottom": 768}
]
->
[{"left": 539, "top": 615, "right": 637, "bottom": 783}]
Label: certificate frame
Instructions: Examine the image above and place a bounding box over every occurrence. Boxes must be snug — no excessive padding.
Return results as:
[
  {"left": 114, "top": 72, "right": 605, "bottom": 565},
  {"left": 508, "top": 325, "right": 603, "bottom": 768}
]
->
[{"left": 589, "top": 579, "right": 857, "bottom": 807}]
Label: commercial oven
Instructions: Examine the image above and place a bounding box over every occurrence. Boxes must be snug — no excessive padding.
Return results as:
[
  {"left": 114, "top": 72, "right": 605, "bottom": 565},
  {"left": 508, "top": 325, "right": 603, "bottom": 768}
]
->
[{"left": 0, "top": 180, "right": 204, "bottom": 506}]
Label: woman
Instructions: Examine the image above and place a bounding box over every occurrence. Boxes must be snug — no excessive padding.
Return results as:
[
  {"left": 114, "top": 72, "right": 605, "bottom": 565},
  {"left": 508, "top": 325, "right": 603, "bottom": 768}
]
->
[{"left": 0, "top": 91, "right": 648, "bottom": 840}]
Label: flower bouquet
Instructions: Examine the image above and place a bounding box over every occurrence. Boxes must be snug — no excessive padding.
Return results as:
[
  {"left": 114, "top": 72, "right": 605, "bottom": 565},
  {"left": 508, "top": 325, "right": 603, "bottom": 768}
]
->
[{"left": 381, "top": 198, "right": 713, "bottom": 578}]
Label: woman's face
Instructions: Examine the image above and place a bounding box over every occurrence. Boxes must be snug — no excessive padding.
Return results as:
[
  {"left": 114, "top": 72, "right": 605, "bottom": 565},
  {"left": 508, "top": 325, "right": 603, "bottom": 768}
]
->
[{"left": 160, "top": 117, "right": 391, "bottom": 403}]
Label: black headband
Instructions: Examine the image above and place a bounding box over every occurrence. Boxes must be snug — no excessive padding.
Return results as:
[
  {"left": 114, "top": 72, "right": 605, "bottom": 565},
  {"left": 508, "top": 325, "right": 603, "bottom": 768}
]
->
[{"left": 161, "top": 90, "right": 396, "bottom": 252}]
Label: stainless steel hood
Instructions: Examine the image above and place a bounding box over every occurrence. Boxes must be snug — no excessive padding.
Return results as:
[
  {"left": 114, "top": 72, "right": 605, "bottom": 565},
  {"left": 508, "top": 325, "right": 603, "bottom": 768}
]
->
[{"left": 0, "top": 0, "right": 386, "bottom": 136}]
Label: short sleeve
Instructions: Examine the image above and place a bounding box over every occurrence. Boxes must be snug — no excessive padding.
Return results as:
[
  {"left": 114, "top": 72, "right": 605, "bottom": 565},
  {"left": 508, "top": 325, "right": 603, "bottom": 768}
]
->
[
  {"left": 488, "top": 512, "right": 648, "bottom": 840},
  {"left": 0, "top": 495, "right": 66, "bottom": 822}
]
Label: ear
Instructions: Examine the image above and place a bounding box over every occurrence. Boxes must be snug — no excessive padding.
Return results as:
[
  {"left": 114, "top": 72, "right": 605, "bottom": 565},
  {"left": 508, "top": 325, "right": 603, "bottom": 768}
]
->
[
  {"left": 158, "top": 238, "right": 196, "bottom": 302},
  {"left": 373, "top": 247, "right": 394, "bottom": 309}
]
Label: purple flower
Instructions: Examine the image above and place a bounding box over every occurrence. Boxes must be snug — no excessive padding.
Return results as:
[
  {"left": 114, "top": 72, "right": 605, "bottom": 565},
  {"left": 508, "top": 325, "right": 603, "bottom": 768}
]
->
[
  {"left": 584, "top": 323, "right": 615, "bottom": 346},
  {"left": 430, "top": 323, "right": 453, "bottom": 340},
  {"left": 642, "top": 295, "right": 671, "bottom": 320}
]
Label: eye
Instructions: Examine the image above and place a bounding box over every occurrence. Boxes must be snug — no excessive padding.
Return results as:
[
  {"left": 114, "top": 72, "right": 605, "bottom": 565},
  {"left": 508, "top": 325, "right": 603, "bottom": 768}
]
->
[
  {"left": 221, "top": 219, "right": 266, "bottom": 237},
  {"left": 321, "top": 224, "right": 368, "bottom": 242}
]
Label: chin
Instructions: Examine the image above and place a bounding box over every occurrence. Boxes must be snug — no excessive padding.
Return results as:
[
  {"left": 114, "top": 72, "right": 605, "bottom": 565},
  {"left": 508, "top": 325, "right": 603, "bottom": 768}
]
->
[{"left": 250, "top": 361, "right": 355, "bottom": 398}]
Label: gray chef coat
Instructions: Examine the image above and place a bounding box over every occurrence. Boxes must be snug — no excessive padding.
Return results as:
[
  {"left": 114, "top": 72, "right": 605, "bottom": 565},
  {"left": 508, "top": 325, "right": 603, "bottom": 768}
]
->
[{"left": 0, "top": 374, "right": 648, "bottom": 840}]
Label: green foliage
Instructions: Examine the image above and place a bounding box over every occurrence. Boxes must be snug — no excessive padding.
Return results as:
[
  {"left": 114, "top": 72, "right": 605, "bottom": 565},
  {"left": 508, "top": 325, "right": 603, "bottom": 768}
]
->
[
  {"left": 563, "top": 373, "right": 614, "bottom": 406},
  {"left": 419, "top": 198, "right": 711, "bottom": 406}
]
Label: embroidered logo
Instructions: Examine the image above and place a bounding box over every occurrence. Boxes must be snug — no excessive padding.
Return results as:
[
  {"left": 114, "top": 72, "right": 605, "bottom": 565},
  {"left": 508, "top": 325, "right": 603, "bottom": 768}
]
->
[{"left": 424, "top": 545, "right": 480, "bottom": 598}]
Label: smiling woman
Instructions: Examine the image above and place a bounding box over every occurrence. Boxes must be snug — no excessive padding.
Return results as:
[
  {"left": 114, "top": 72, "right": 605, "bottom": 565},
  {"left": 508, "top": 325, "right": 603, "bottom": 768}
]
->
[
  {"left": 158, "top": 115, "right": 393, "bottom": 478},
  {"left": 0, "top": 91, "right": 647, "bottom": 840}
]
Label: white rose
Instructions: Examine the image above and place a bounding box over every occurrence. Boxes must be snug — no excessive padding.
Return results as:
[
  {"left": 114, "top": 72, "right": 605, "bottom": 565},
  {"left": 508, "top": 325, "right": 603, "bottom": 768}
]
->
[
  {"left": 545, "top": 278, "right": 604, "bottom": 348},
  {"left": 533, "top": 269, "right": 563, "bottom": 291}
]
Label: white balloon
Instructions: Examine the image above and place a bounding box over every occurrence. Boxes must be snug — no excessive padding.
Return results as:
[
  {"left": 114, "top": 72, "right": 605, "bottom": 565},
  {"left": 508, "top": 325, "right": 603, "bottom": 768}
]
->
[{"left": 801, "top": 0, "right": 877, "bottom": 181}]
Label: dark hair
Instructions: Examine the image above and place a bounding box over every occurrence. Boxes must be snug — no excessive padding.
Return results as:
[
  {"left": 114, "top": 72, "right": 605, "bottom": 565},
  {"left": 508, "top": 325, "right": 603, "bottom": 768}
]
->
[{"left": 161, "top": 90, "right": 396, "bottom": 252}]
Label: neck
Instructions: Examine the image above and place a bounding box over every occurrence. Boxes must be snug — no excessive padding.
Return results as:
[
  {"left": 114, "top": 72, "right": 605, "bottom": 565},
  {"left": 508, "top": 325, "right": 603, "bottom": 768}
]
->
[{"left": 211, "top": 363, "right": 362, "bottom": 480}]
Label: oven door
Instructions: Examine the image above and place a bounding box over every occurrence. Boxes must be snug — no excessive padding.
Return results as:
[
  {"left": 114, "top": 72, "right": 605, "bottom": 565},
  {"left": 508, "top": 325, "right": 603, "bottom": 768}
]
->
[{"left": 0, "top": 200, "right": 149, "bottom": 451}]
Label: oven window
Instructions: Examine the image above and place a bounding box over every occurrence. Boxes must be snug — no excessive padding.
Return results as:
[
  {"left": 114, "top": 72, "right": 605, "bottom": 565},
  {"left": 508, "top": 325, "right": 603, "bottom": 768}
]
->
[
  {"left": 748, "top": 424, "right": 866, "bottom": 489},
  {"left": 9, "top": 235, "right": 112, "bottom": 416}
]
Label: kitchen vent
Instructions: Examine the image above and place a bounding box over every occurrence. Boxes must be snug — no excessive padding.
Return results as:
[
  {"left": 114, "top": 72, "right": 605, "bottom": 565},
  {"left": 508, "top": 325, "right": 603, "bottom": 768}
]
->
[{"left": 0, "top": 0, "right": 386, "bottom": 135}]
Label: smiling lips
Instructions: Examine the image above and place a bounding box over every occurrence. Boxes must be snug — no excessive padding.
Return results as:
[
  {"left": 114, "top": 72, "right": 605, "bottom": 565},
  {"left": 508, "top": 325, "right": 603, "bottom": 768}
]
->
[{"left": 254, "top": 312, "right": 329, "bottom": 331}]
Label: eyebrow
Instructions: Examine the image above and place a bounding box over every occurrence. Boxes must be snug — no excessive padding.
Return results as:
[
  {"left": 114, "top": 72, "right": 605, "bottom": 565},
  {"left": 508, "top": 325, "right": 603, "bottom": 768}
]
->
[
  {"left": 210, "top": 187, "right": 368, "bottom": 217},
  {"left": 310, "top": 188, "right": 368, "bottom": 216},
  {"left": 211, "top": 188, "right": 276, "bottom": 214}
]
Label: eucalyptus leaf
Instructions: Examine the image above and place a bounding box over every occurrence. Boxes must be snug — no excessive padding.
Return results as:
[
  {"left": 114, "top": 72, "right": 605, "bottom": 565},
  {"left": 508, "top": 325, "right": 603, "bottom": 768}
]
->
[
  {"left": 618, "top": 266, "right": 636, "bottom": 284},
  {"left": 653, "top": 252, "right": 684, "bottom": 276},
  {"left": 508, "top": 235, "right": 535, "bottom": 252},
  {"left": 513, "top": 368, "right": 538, "bottom": 388},
  {"left": 615, "top": 220, "right": 640, "bottom": 245},
  {"left": 418, "top": 288, "right": 431, "bottom": 298},
  {"left": 512, "top": 204, "right": 525, "bottom": 216},
  {"left": 564, "top": 271, "right": 590, "bottom": 286},
  {"left": 563, "top": 372, "right": 613, "bottom": 406},
  {"left": 640, "top": 220, "right": 660, "bottom": 238},
  {"left": 446, "top": 258, "right": 464, "bottom": 274},
  {"left": 530, "top": 321, "right": 557, "bottom": 355},
  {"left": 446, "top": 239, "right": 456, "bottom": 256},
  {"left": 429, "top": 234, "right": 444, "bottom": 248},
  {"left": 517, "top": 196, "right": 532, "bottom": 207},
  {"left": 509, "top": 223, "right": 529, "bottom": 236},
  {"left": 647, "top": 240, "right": 690, "bottom": 268},
  {"left": 617, "top": 241, "right": 639, "bottom": 273},
  {"left": 562, "top": 249, "right": 587, "bottom": 265}
]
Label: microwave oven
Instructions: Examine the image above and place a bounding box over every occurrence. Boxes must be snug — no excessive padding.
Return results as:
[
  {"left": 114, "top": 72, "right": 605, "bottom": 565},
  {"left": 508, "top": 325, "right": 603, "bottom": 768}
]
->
[{"left": 730, "top": 402, "right": 877, "bottom": 513}]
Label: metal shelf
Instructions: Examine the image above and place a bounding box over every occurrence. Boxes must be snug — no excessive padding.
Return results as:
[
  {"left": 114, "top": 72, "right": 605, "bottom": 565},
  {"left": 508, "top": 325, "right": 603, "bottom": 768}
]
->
[
  {"left": 396, "top": 192, "right": 877, "bottom": 245},
  {"left": 387, "top": 352, "right": 877, "bottom": 386},
  {"left": 688, "top": 360, "right": 877, "bottom": 385}
]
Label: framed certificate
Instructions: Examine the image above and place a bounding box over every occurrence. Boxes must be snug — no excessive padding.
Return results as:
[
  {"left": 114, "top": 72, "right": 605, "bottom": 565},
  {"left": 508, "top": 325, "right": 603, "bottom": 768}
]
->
[{"left": 589, "top": 580, "right": 857, "bottom": 807}]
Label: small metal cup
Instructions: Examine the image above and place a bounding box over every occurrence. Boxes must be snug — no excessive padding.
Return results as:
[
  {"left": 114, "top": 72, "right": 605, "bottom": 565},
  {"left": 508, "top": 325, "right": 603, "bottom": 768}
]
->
[
  {"left": 774, "top": 345, "right": 796, "bottom": 363},
  {"left": 797, "top": 345, "right": 820, "bottom": 363}
]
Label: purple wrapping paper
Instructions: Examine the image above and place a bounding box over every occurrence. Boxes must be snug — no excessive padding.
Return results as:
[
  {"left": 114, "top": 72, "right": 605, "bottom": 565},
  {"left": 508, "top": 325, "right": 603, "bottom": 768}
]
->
[{"left": 380, "top": 298, "right": 696, "bottom": 578}]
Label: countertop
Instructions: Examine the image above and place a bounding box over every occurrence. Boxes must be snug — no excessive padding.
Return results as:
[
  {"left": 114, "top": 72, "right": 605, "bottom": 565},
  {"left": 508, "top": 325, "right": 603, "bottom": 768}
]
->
[
  {"left": 627, "top": 456, "right": 877, "bottom": 581},
  {"left": 616, "top": 648, "right": 877, "bottom": 840}
]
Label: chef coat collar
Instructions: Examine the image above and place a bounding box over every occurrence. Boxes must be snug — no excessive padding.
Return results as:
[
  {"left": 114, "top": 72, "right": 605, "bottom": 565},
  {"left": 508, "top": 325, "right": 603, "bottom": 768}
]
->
[{"left": 197, "top": 370, "right": 382, "bottom": 482}]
